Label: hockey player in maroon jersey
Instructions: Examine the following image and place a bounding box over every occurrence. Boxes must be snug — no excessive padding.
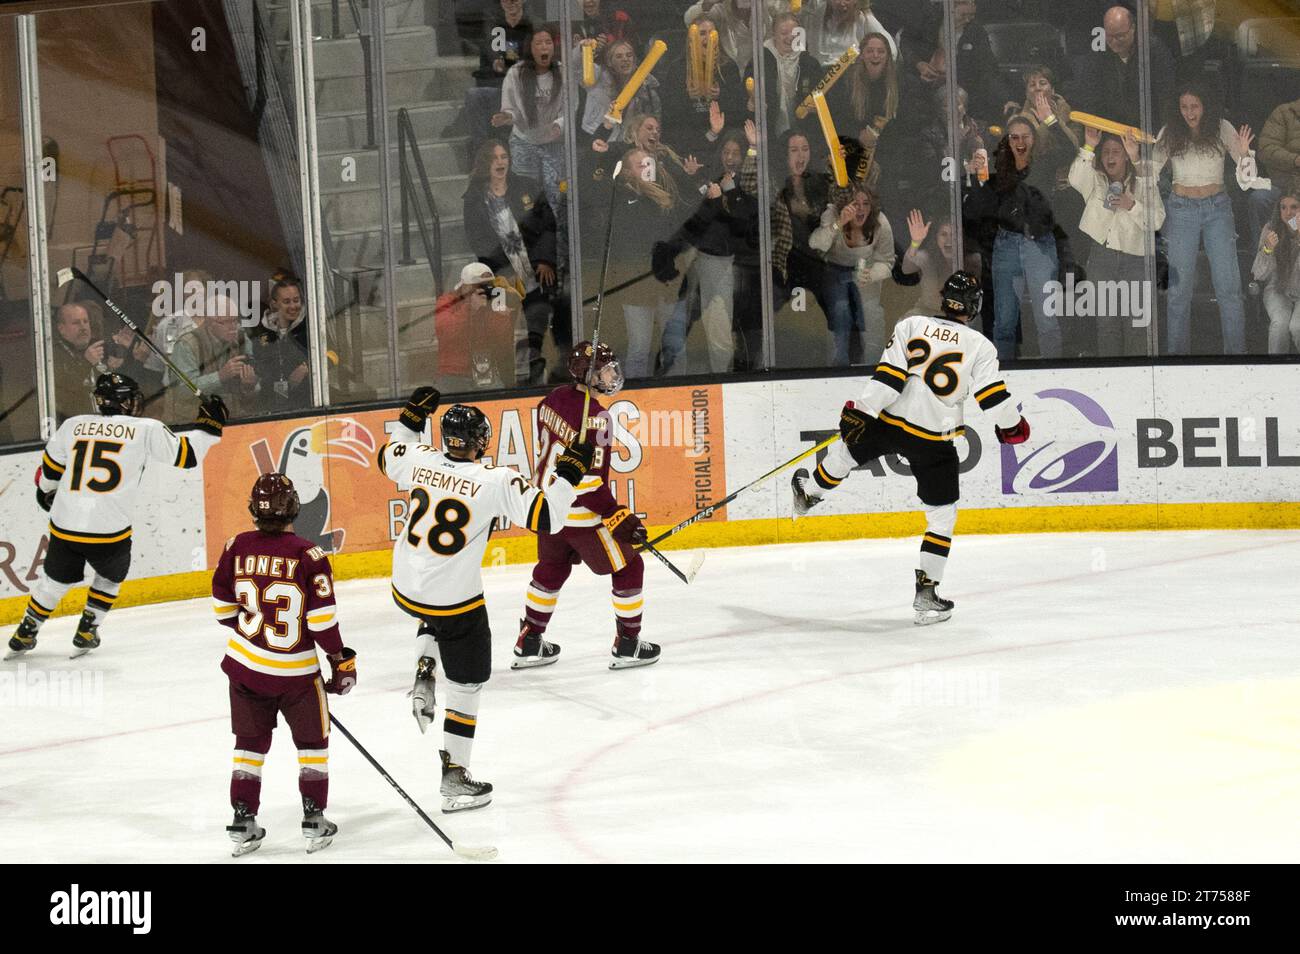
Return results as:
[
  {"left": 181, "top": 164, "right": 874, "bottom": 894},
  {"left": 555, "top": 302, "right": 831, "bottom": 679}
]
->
[
  {"left": 514, "top": 341, "right": 661, "bottom": 670},
  {"left": 211, "top": 472, "right": 357, "bottom": 856}
]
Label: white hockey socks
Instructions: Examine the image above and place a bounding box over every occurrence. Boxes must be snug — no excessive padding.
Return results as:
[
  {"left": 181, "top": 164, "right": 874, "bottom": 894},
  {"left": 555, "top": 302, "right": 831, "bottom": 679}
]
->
[
  {"left": 443, "top": 680, "right": 482, "bottom": 768},
  {"left": 919, "top": 502, "right": 957, "bottom": 582}
]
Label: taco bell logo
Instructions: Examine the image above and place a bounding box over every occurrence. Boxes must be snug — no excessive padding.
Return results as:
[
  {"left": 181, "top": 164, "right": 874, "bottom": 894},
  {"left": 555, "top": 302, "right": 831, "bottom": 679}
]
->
[{"left": 1000, "top": 389, "right": 1118, "bottom": 494}]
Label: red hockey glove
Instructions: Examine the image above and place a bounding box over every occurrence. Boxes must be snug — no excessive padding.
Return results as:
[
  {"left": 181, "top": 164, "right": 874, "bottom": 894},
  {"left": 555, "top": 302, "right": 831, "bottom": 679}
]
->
[
  {"left": 603, "top": 507, "right": 646, "bottom": 546},
  {"left": 995, "top": 416, "right": 1031, "bottom": 445},
  {"left": 325, "top": 647, "right": 357, "bottom": 695}
]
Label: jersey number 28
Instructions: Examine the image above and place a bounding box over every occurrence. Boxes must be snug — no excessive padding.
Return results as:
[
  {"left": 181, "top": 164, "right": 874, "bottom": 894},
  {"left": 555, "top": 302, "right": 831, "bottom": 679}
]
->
[{"left": 406, "top": 488, "right": 472, "bottom": 555}]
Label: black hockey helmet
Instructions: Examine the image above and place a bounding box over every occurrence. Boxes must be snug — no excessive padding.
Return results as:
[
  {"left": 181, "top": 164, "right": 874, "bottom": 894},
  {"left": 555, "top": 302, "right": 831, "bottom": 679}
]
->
[
  {"left": 440, "top": 404, "right": 492, "bottom": 460},
  {"left": 249, "top": 472, "right": 300, "bottom": 527},
  {"left": 93, "top": 372, "right": 143, "bottom": 416},
  {"left": 940, "top": 270, "right": 983, "bottom": 321},
  {"left": 568, "top": 340, "right": 624, "bottom": 396}
]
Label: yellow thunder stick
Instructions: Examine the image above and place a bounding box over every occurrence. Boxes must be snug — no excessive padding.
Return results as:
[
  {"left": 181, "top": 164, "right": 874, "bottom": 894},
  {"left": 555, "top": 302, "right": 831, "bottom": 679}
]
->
[
  {"left": 687, "top": 23, "right": 701, "bottom": 96},
  {"left": 1069, "top": 110, "right": 1155, "bottom": 144},
  {"left": 794, "top": 45, "right": 858, "bottom": 119},
  {"left": 812, "top": 90, "right": 848, "bottom": 187},
  {"left": 582, "top": 40, "right": 596, "bottom": 88},
  {"left": 703, "top": 29, "right": 718, "bottom": 93},
  {"left": 606, "top": 39, "right": 668, "bottom": 124},
  {"left": 790, "top": 0, "right": 802, "bottom": 11}
]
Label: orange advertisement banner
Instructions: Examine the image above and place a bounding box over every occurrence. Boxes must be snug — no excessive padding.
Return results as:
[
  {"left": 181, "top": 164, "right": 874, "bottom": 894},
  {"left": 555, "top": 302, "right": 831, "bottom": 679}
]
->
[{"left": 202, "top": 384, "right": 726, "bottom": 566}]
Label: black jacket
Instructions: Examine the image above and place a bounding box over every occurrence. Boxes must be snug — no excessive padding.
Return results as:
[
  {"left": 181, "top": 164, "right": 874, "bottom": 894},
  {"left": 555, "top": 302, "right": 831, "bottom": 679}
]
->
[
  {"left": 462, "top": 174, "right": 558, "bottom": 279},
  {"left": 963, "top": 162, "right": 1058, "bottom": 241}
]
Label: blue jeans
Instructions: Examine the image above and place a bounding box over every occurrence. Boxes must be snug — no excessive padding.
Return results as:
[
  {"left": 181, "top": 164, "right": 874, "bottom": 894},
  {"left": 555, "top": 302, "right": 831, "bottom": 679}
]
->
[
  {"left": 822, "top": 263, "right": 863, "bottom": 367},
  {"left": 992, "top": 230, "right": 1061, "bottom": 361},
  {"left": 660, "top": 251, "right": 735, "bottom": 373},
  {"left": 509, "top": 134, "right": 567, "bottom": 269},
  {"left": 1163, "top": 191, "right": 1245, "bottom": 354}
]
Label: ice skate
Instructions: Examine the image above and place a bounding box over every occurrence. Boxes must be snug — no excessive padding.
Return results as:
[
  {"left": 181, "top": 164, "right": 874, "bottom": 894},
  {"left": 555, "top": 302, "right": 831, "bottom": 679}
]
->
[
  {"left": 5, "top": 617, "right": 39, "bottom": 660},
  {"left": 913, "top": 569, "right": 954, "bottom": 626},
  {"left": 301, "top": 797, "right": 338, "bottom": 853},
  {"left": 227, "top": 802, "right": 266, "bottom": 857},
  {"left": 512, "top": 621, "right": 560, "bottom": 669},
  {"left": 440, "top": 749, "right": 493, "bottom": 812},
  {"left": 69, "top": 612, "right": 101, "bottom": 659},
  {"left": 791, "top": 468, "right": 823, "bottom": 518},
  {"left": 610, "top": 633, "right": 661, "bottom": 670},
  {"left": 409, "top": 655, "right": 438, "bottom": 734}
]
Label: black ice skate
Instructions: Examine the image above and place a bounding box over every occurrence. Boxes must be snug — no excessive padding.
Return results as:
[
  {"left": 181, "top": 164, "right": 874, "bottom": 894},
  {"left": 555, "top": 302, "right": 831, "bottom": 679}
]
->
[
  {"left": 610, "top": 633, "right": 661, "bottom": 670},
  {"left": 5, "top": 617, "right": 39, "bottom": 660},
  {"left": 512, "top": 620, "right": 560, "bottom": 670},
  {"left": 301, "top": 797, "right": 338, "bottom": 853},
  {"left": 227, "top": 802, "right": 266, "bottom": 857},
  {"left": 440, "top": 749, "right": 493, "bottom": 813},
  {"left": 913, "top": 569, "right": 954, "bottom": 626},
  {"left": 791, "top": 468, "right": 823, "bottom": 518},
  {"left": 69, "top": 612, "right": 101, "bottom": 659},
  {"left": 409, "top": 655, "right": 437, "bottom": 734}
]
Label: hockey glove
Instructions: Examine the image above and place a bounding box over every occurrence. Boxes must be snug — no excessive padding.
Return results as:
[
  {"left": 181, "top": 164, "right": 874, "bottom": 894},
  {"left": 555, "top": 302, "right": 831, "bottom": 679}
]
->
[
  {"left": 35, "top": 487, "right": 56, "bottom": 513},
  {"left": 652, "top": 239, "right": 685, "bottom": 283},
  {"left": 194, "top": 394, "right": 229, "bottom": 437},
  {"left": 409, "top": 655, "right": 437, "bottom": 734},
  {"left": 553, "top": 440, "right": 596, "bottom": 486},
  {"left": 995, "top": 416, "right": 1031, "bottom": 445},
  {"left": 604, "top": 506, "right": 646, "bottom": 546},
  {"left": 840, "top": 401, "right": 871, "bottom": 449},
  {"left": 400, "top": 386, "right": 440, "bottom": 432},
  {"left": 325, "top": 647, "right": 357, "bottom": 695}
]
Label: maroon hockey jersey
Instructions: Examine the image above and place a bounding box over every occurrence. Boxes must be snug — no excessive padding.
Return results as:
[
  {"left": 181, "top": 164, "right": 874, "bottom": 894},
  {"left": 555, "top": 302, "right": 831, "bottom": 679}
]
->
[
  {"left": 211, "top": 529, "right": 343, "bottom": 695},
  {"left": 534, "top": 384, "right": 618, "bottom": 528}
]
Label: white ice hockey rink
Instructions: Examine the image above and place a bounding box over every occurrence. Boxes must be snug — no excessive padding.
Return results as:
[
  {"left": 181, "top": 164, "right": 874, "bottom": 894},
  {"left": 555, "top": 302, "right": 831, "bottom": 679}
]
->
[{"left": 3, "top": 529, "right": 1297, "bottom": 864}]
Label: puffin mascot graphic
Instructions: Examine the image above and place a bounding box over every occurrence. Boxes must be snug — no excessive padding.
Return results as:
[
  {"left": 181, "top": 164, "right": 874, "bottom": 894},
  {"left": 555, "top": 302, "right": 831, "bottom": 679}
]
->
[{"left": 249, "top": 418, "right": 375, "bottom": 552}]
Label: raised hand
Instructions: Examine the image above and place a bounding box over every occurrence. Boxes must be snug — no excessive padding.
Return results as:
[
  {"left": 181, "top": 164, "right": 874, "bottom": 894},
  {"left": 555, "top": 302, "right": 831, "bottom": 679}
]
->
[
  {"left": 744, "top": 118, "right": 757, "bottom": 147},
  {"left": 1033, "top": 90, "right": 1053, "bottom": 123},
  {"left": 709, "top": 100, "right": 726, "bottom": 136},
  {"left": 1237, "top": 124, "right": 1255, "bottom": 154},
  {"left": 907, "top": 209, "right": 931, "bottom": 246},
  {"left": 1084, "top": 125, "right": 1102, "bottom": 148},
  {"left": 1263, "top": 228, "right": 1280, "bottom": 252},
  {"left": 1122, "top": 128, "right": 1140, "bottom": 163},
  {"left": 684, "top": 155, "right": 703, "bottom": 176}
]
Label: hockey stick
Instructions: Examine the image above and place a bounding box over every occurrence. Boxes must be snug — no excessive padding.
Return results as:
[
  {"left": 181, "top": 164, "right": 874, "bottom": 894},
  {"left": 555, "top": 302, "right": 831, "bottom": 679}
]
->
[
  {"left": 578, "top": 160, "right": 623, "bottom": 442},
  {"left": 638, "top": 435, "right": 840, "bottom": 550},
  {"left": 642, "top": 537, "right": 703, "bottom": 584},
  {"left": 328, "top": 713, "right": 498, "bottom": 862},
  {"left": 56, "top": 265, "right": 203, "bottom": 397}
]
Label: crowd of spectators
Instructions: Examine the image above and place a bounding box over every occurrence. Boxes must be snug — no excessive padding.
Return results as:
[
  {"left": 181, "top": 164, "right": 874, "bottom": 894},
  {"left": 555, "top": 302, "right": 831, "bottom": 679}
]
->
[{"left": 438, "top": 0, "right": 1300, "bottom": 376}]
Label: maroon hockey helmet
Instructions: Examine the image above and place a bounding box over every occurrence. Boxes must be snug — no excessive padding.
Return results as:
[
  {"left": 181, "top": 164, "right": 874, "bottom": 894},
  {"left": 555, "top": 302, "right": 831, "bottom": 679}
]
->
[
  {"left": 248, "top": 472, "right": 300, "bottom": 526},
  {"left": 568, "top": 340, "right": 624, "bottom": 396}
]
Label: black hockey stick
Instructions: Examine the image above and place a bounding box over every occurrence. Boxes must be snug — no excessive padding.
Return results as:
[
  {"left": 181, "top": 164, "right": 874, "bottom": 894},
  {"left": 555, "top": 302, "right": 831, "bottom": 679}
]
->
[
  {"left": 638, "top": 435, "right": 839, "bottom": 550},
  {"left": 56, "top": 265, "right": 203, "bottom": 397},
  {"left": 642, "top": 536, "right": 704, "bottom": 584},
  {"left": 328, "top": 713, "right": 497, "bottom": 862},
  {"left": 579, "top": 159, "right": 623, "bottom": 442}
]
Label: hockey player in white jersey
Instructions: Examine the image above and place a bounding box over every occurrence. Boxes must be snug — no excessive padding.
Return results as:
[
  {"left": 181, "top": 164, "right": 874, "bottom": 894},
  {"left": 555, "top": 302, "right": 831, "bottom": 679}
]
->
[
  {"left": 792, "top": 271, "right": 1031, "bottom": 625},
  {"left": 6, "top": 373, "right": 225, "bottom": 658},
  {"left": 379, "top": 387, "right": 594, "bottom": 810}
]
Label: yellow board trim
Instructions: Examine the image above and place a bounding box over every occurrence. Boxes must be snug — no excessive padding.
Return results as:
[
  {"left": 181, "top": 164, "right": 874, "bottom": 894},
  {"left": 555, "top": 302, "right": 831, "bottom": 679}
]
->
[{"left": 4, "top": 503, "right": 1298, "bottom": 625}]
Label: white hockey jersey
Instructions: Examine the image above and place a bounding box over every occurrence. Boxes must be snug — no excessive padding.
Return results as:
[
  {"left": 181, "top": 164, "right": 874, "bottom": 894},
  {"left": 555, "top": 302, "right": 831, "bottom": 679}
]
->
[
  {"left": 38, "top": 414, "right": 219, "bottom": 543},
  {"left": 380, "top": 423, "right": 577, "bottom": 616},
  {"left": 858, "top": 314, "right": 1021, "bottom": 439}
]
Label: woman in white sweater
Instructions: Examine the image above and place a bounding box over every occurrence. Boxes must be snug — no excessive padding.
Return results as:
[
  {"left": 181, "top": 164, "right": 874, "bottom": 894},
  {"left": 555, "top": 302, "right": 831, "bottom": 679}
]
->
[
  {"left": 809, "top": 185, "right": 894, "bottom": 366},
  {"left": 1069, "top": 126, "right": 1166, "bottom": 356},
  {"left": 1251, "top": 183, "right": 1300, "bottom": 354}
]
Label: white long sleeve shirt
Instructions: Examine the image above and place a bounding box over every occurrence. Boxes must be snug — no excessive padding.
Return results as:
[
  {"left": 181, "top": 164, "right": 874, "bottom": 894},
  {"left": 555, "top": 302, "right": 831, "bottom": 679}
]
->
[{"left": 1068, "top": 149, "right": 1166, "bottom": 256}]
